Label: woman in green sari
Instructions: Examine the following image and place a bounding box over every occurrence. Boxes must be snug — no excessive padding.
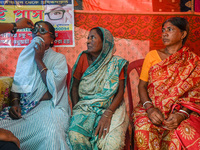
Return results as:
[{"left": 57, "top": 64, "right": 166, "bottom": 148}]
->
[{"left": 69, "top": 27, "right": 129, "bottom": 150}]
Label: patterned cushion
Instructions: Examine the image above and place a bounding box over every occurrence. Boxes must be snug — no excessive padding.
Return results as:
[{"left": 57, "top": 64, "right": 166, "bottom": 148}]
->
[{"left": 0, "top": 77, "right": 13, "bottom": 111}]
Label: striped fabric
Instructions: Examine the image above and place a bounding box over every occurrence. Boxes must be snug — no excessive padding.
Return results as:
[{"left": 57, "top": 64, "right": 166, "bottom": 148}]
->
[
  {"left": 0, "top": 101, "right": 71, "bottom": 150},
  {"left": 0, "top": 46, "right": 72, "bottom": 149}
]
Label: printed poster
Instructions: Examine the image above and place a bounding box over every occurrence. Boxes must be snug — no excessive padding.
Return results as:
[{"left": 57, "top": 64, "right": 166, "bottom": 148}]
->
[{"left": 0, "top": 0, "right": 74, "bottom": 47}]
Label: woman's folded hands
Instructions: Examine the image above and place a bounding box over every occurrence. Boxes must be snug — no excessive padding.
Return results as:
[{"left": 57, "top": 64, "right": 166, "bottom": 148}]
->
[
  {"left": 163, "top": 113, "right": 186, "bottom": 130},
  {"left": 147, "top": 107, "right": 164, "bottom": 126},
  {"left": 147, "top": 106, "right": 186, "bottom": 130}
]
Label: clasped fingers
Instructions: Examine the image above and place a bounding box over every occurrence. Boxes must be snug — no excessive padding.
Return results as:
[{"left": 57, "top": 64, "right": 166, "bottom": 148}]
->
[
  {"left": 163, "top": 113, "right": 184, "bottom": 130},
  {"left": 147, "top": 108, "right": 164, "bottom": 126}
]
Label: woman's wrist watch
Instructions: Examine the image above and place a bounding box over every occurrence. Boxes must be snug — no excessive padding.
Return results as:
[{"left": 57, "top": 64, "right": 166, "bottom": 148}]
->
[{"left": 10, "top": 23, "right": 17, "bottom": 34}]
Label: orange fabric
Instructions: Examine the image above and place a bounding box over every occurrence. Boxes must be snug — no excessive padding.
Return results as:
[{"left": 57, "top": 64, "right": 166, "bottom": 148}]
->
[
  {"left": 1, "top": 12, "right": 200, "bottom": 117},
  {"left": 152, "top": 0, "right": 180, "bottom": 12},
  {"left": 73, "top": 53, "right": 125, "bottom": 80},
  {"left": 134, "top": 105, "right": 182, "bottom": 149},
  {"left": 140, "top": 50, "right": 162, "bottom": 82},
  {"left": 82, "top": 0, "right": 152, "bottom": 12},
  {"left": 119, "top": 67, "right": 125, "bottom": 80},
  {"left": 73, "top": 53, "right": 89, "bottom": 80},
  {"left": 148, "top": 47, "right": 200, "bottom": 117},
  {"left": 134, "top": 47, "right": 200, "bottom": 149},
  {"left": 148, "top": 47, "right": 200, "bottom": 149},
  {"left": 2, "top": 12, "right": 200, "bottom": 77},
  {"left": 74, "top": 0, "right": 78, "bottom": 6}
]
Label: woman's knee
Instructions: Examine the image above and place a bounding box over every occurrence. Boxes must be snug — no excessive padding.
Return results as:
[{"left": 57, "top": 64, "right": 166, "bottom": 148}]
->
[
  {"left": 69, "top": 131, "right": 89, "bottom": 143},
  {"left": 0, "top": 141, "right": 19, "bottom": 150},
  {"left": 108, "top": 135, "right": 125, "bottom": 149},
  {"left": 69, "top": 131, "right": 92, "bottom": 149},
  {"left": 98, "top": 131, "right": 125, "bottom": 150},
  {"left": 69, "top": 130, "right": 81, "bottom": 140}
]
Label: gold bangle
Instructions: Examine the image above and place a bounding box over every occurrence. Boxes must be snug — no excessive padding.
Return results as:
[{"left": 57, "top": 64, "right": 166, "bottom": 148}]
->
[
  {"left": 103, "top": 114, "right": 108, "bottom": 118},
  {"left": 40, "top": 67, "right": 47, "bottom": 73},
  {"left": 105, "top": 109, "right": 114, "bottom": 114},
  {"left": 11, "top": 98, "right": 19, "bottom": 102}
]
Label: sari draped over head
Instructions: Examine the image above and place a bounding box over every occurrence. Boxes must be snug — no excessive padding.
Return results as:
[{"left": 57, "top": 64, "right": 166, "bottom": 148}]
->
[
  {"left": 69, "top": 27, "right": 128, "bottom": 149},
  {"left": 148, "top": 47, "right": 200, "bottom": 149}
]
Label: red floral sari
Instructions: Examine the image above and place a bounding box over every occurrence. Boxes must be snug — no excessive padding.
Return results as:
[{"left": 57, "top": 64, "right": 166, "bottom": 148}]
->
[{"left": 134, "top": 47, "right": 200, "bottom": 150}]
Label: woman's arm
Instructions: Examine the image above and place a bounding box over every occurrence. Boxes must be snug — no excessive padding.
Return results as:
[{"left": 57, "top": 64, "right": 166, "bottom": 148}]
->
[
  {"left": 95, "top": 79, "right": 125, "bottom": 139},
  {"left": 71, "top": 77, "right": 80, "bottom": 108},
  {"left": 0, "top": 17, "right": 33, "bottom": 34},
  {"left": 34, "top": 42, "right": 48, "bottom": 85},
  {"left": 34, "top": 41, "right": 53, "bottom": 101},
  {"left": 138, "top": 79, "right": 164, "bottom": 126},
  {"left": 107, "top": 79, "right": 125, "bottom": 112},
  {"left": 138, "top": 79, "right": 151, "bottom": 105},
  {"left": 35, "top": 58, "right": 48, "bottom": 85}
]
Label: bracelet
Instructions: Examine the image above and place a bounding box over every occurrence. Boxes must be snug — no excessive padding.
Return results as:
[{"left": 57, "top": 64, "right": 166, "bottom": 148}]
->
[
  {"left": 105, "top": 109, "right": 114, "bottom": 114},
  {"left": 103, "top": 114, "right": 108, "bottom": 118},
  {"left": 11, "top": 98, "right": 19, "bottom": 102},
  {"left": 179, "top": 110, "right": 190, "bottom": 118},
  {"left": 10, "top": 23, "right": 17, "bottom": 34},
  {"left": 145, "top": 105, "right": 154, "bottom": 112},
  {"left": 143, "top": 101, "right": 152, "bottom": 108},
  {"left": 176, "top": 112, "right": 187, "bottom": 120},
  {"left": 40, "top": 68, "right": 47, "bottom": 73}
]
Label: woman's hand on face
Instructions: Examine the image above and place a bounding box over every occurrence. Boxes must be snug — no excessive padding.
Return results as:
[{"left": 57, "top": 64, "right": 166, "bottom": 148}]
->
[
  {"left": 163, "top": 113, "right": 185, "bottom": 130},
  {"left": 147, "top": 107, "right": 164, "bottom": 126},
  {"left": 34, "top": 41, "right": 46, "bottom": 61},
  {"left": 9, "top": 106, "right": 22, "bottom": 119},
  {"left": 95, "top": 111, "right": 113, "bottom": 139}
]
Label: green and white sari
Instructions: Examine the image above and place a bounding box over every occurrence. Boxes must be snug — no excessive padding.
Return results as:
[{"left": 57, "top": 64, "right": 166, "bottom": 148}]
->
[{"left": 69, "top": 27, "right": 129, "bottom": 150}]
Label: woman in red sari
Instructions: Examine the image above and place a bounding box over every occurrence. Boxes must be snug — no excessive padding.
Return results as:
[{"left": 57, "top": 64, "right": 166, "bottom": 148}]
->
[{"left": 134, "top": 17, "right": 200, "bottom": 149}]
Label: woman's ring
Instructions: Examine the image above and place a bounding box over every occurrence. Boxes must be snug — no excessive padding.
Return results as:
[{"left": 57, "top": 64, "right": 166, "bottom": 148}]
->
[{"left": 104, "top": 128, "right": 107, "bottom": 131}]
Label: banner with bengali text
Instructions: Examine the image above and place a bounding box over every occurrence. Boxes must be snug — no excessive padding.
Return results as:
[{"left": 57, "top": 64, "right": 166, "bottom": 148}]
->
[{"left": 0, "top": 0, "right": 74, "bottom": 47}]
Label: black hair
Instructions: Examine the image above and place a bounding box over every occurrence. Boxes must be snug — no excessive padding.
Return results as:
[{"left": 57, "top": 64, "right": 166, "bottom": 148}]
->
[
  {"left": 90, "top": 27, "right": 104, "bottom": 42},
  {"left": 34, "top": 21, "right": 56, "bottom": 47},
  {"left": 162, "top": 17, "right": 189, "bottom": 45}
]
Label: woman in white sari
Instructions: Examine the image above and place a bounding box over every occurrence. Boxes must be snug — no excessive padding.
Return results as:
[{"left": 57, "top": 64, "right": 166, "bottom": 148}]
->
[{"left": 0, "top": 21, "right": 71, "bottom": 150}]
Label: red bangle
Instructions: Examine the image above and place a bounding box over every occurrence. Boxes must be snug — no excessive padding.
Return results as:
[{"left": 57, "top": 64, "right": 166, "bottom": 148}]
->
[
  {"left": 178, "top": 110, "right": 189, "bottom": 118},
  {"left": 145, "top": 106, "right": 154, "bottom": 112}
]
